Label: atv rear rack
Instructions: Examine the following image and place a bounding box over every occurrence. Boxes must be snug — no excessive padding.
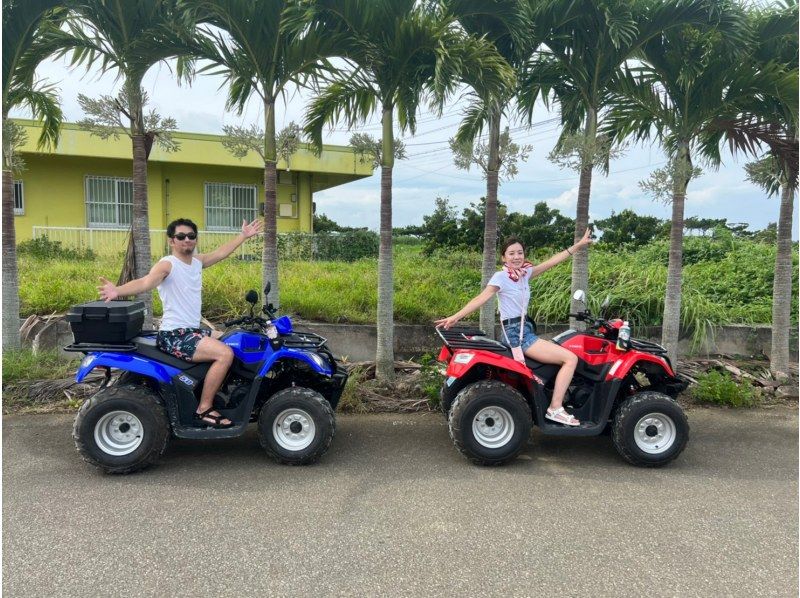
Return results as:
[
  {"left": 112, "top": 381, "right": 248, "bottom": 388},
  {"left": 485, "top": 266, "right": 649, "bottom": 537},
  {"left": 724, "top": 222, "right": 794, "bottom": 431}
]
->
[
  {"left": 64, "top": 342, "right": 138, "bottom": 353},
  {"left": 436, "top": 325, "right": 508, "bottom": 354}
]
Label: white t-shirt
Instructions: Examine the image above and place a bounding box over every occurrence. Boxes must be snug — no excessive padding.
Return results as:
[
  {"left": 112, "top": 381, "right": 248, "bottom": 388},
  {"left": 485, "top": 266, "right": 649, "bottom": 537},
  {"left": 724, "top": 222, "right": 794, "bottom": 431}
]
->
[
  {"left": 157, "top": 255, "right": 203, "bottom": 330},
  {"left": 487, "top": 266, "right": 533, "bottom": 321}
]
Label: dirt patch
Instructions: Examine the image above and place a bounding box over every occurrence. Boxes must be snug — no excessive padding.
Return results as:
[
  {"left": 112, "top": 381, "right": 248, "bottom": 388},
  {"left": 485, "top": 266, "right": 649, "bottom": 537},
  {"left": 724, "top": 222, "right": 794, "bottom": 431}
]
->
[{"left": 4, "top": 356, "right": 796, "bottom": 415}]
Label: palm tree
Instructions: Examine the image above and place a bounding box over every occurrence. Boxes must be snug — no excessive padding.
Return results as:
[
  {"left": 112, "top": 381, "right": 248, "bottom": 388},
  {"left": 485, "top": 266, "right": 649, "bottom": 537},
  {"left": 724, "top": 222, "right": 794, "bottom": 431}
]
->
[
  {"left": 59, "top": 0, "right": 199, "bottom": 320},
  {"left": 184, "top": 0, "right": 337, "bottom": 310},
  {"left": 605, "top": 1, "right": 797, "bottom": 364},
  {"left": 2, "top": 0, "right": 66, "bottom": 349},
  {"left": 445, "top": 0, "right": 535, "bottom": 336},
  {"left": 743, "top": 0, "right": 798, "bottom": 377},
  {"left": 300, "top": 0, "right": 511, "bottom": 380},
  {"left": 519, "top": 0, "right": 709, "bottom": 323}
]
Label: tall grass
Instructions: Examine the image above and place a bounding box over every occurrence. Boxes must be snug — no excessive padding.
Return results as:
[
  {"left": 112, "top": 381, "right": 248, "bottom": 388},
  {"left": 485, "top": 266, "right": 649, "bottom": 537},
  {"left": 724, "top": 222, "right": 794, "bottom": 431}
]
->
[{"left": 18, "top": 239, "right": 797, "bottom": 337}]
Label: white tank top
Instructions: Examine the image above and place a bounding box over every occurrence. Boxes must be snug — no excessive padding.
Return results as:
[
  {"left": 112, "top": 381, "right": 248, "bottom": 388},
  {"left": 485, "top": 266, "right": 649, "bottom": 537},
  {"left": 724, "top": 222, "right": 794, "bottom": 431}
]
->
[{"left": 157, "top": 255, "right": 203, "bottom": 330}]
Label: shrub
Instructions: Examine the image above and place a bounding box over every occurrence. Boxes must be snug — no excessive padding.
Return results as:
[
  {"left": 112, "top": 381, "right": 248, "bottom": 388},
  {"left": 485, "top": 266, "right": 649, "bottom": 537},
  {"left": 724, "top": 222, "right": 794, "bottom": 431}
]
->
[
  {"left": 690, "top": 369, "right": 759, "bottom": 408},
  {"left": 417, "top": 353, "right": 443, "bottom": 409},
  {"left": 18, "top": 236, "right": 96, "bottom": 261},
  {"left": 277, "top": 231, "right": 379, "bottom": 261}
]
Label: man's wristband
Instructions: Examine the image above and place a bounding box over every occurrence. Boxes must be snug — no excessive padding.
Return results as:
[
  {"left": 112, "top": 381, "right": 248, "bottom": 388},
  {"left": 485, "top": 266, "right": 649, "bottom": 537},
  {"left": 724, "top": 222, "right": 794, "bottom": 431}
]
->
[{"left": 566, "top": 247, "right": 573, "bottom": 256}]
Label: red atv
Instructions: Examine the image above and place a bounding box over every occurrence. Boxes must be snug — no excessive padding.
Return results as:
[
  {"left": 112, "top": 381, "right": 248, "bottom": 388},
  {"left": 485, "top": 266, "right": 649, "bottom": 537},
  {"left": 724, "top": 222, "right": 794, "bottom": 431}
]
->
[{"left": 436, "top": 291, "right": 689, "bottom": 467}]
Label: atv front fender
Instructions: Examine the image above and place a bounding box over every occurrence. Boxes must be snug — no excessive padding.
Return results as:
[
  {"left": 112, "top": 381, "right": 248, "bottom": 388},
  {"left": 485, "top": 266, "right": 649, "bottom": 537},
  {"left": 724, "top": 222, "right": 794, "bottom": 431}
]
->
[{"left": 606, "top": 352, "right": 676, "bottom": 381}]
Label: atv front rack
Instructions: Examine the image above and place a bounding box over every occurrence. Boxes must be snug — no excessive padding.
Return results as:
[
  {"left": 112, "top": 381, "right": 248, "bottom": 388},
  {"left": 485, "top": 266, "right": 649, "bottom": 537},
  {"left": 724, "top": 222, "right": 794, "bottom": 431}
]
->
[
  {"left": 436, "top": 325, "right": 508, "bottom": 354},
  {"left": 629, "top": 338, "right": 668, "bottom": 355},
  {"left": 281, "top": 331, "right": 328, "bottom": 350}
]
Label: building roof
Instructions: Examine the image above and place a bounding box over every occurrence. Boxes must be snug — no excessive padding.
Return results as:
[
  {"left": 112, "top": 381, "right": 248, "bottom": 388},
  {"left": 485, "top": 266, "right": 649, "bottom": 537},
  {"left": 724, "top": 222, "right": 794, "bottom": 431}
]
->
[{"left": 13, "top": 119, "right": 373, "bottom": 180}]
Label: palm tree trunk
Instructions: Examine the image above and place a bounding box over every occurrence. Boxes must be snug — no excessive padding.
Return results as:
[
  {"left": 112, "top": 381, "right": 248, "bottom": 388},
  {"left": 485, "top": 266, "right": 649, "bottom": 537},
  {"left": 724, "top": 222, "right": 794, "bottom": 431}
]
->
[
  {"left": 662, "top": 146, "right": 690, "bottom": 365},
  {"left": 2, "top": 167, "right": 20, "bottom": 349},
  {"left": 770, "top": 182, "right": 795, "bottom": 376},
  {"left": 479, "top": 108, "right": 501, "bottom": 338},
  {"left": 570, "top": 107, "right": 596, "bottom": 327},
  {"left": 131, "top": 133, "right": 153, "bottom": 327},
  {"left": 375, "top": 106, "right": 395, "bottom": 382},
  {"left": 263, "top": 99, "right": 279, "bottom": 309}
]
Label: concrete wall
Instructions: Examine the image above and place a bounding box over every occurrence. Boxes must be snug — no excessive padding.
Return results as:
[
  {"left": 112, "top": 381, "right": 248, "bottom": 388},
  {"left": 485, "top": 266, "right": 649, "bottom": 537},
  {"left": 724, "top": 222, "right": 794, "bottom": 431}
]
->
[{"left": 28, "top": 318, "right": 797, "bottom": 364}]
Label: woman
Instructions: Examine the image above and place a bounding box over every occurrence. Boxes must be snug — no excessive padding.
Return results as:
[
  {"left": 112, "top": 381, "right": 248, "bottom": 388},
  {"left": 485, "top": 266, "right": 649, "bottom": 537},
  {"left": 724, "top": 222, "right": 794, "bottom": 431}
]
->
[{"left": 435, "top": 228, "right": 593, "bottom": 426}]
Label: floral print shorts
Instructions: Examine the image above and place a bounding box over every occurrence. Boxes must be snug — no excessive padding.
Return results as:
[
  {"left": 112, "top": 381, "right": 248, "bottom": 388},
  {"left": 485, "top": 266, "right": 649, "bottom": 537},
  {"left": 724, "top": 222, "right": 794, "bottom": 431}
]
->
[{"left": 156, "top": 328, "right": 211, "bottom": 362}]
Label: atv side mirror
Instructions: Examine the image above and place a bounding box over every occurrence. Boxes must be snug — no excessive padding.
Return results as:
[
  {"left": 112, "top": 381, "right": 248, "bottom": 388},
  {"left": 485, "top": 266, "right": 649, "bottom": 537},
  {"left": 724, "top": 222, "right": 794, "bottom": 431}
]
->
[
  {"left": 264, "top": 282, "right": 271, "bottom": 297},
  {"left": 600, "top": 295, "right": 610, "bottom": 313},
  {"left": 245, "top": 290, "right": 258, "bottom": 305},
  {"left": 573, "top": 290, "right": 586, "bottom": 304}
]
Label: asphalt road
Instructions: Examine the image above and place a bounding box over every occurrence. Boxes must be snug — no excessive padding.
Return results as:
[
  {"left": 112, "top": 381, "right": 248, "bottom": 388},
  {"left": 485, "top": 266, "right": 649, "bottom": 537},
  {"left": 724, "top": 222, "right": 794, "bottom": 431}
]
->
[{"left": 3, "top": 406, "right": 798, "bottom": 597}]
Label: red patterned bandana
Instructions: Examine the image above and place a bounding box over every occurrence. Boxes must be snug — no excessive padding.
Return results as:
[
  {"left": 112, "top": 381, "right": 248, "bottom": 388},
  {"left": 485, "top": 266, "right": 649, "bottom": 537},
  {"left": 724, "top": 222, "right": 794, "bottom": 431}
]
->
[{"left": 503, "top": 262, "right": 533, "bottom": 282}]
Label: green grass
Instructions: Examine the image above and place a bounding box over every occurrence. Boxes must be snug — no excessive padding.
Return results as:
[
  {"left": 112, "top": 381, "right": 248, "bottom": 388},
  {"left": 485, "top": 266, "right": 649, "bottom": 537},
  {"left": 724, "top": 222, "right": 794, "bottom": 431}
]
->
[
  {"left": 17, "top": 239, "right": 798, "bottom": 335},
  {"left": 2, "top": 349, "right": 75, "bottom": 384}
]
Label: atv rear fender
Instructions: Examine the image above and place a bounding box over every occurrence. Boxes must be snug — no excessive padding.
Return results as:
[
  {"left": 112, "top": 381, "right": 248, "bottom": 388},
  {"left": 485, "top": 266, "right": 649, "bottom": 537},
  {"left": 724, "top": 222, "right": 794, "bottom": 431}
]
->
[{"left": 75, "top": 353, "right": 181, "bottom": 384}]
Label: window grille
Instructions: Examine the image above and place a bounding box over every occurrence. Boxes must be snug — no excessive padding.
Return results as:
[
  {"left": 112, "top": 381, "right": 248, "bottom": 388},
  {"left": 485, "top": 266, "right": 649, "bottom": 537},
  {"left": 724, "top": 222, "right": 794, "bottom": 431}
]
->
[
  {"left": 13, "top": 180, "right": 23, "bottom": 215},
  {"left": 204, "top": 182, "right": 258, "bottom": 230},
  {"left": 85, "top": 176, "right": 133, "bottom": 228}
]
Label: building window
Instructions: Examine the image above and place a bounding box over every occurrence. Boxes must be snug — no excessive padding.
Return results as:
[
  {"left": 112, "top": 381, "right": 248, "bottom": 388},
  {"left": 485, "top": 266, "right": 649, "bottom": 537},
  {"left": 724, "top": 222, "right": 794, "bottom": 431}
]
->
[
  {"left": 13, "top": 180, "right": 23, "bottom": 215},
  {"left": 204, "top": 182, "right": 258, "bottom": 230},
  {"left": 85, "top": 175, "right": 133, "bottom": 228}
]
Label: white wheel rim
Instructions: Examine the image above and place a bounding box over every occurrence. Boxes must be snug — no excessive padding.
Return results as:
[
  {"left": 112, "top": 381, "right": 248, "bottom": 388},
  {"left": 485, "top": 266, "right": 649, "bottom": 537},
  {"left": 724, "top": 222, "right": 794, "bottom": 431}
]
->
[
  {"left": 273, "top": 408, "right": 316, "bottom": 451},
  {"left": 633, "top": 412, "right": 677, "bottom": 454},
  {"left": 472, "top": 406, "right": 515, "bottom": 449},
  {"left": 94, "top": 410, "right": 144, "bottom": 456}
]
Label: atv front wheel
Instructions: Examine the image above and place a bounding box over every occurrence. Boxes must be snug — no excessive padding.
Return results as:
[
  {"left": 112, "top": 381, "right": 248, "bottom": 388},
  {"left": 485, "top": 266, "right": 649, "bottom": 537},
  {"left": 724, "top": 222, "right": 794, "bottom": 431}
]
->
[
  {"left": 258, "top": 387, "right": 335, "bottom": 465},
  {"left": 612, "top": 391, "right": 689, "bottom": 467},
  {"left": 73, "top": 384, "right": 170, "bottom": 474},
  {"left": 448, "top": 380, "right": 532, "bottom": 466}
]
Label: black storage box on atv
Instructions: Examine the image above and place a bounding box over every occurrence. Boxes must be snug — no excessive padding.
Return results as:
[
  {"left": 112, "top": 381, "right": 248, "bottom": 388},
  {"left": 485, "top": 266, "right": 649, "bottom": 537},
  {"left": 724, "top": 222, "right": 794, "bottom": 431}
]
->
[{"left": 66, "top": 300, "right": 145, "bottom": 344}]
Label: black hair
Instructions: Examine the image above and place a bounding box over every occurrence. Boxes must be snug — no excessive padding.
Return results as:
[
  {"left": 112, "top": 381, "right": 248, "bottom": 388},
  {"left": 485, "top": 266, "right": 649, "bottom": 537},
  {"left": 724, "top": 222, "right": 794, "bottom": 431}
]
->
[
  {"left": 500, "top": 236, "right": 526, "bottom": 256},
  {"left": 167, "top": 218, "right": 198, "bottom": 238}
]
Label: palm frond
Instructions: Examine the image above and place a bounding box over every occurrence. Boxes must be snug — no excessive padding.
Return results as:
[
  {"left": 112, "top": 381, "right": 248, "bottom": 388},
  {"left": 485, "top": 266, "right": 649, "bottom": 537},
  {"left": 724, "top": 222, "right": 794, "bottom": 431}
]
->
[{"left": 304, "top": 77, "right": 378, "bottom": 151}]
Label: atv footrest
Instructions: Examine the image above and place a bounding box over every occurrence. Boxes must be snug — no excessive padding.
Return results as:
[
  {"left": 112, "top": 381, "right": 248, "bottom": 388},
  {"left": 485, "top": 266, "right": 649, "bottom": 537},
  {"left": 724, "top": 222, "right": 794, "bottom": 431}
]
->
[{"left": 539, "top": 421, "right": 605, "bottom": 437}]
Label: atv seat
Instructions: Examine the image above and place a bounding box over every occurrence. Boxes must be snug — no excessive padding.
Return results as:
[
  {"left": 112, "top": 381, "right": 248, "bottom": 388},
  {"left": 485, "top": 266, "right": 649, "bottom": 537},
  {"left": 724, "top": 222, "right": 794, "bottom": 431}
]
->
[
  {"left": 132, "top": 335, "right": 211, "bottom": 378},
  {"left": 498, "top": 347, "right": 607, "bottom": 385}
]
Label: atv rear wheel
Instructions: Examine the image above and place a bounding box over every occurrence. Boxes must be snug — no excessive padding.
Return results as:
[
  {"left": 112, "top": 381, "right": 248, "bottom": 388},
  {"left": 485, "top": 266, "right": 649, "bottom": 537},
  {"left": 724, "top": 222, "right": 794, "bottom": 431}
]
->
[
  {"left": 258, "top": 387, "right": 335, "bottom": 465},
  {"left": 448, "top": 380, "right": 532, "bottom": 466},
  {"left": 612, "top": 391, "right": 689, "bottom": 467},
  {"left": 73, "top": 384, "right": 170, "bottom": 474}
]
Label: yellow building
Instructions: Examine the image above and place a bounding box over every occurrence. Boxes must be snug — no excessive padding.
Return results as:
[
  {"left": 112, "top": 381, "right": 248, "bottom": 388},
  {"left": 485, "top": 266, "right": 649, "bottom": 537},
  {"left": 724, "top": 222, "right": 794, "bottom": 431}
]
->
[{"left": 11, "top": 119, "right": 372, "bottom": 253}]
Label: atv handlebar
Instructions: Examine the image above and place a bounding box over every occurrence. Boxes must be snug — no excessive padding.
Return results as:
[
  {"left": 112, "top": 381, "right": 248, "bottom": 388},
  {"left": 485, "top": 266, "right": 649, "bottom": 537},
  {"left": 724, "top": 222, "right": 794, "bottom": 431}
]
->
[
  {"left": 223, "top": 315, "right": 269, "bottom": 328},
  {"left": 569, "top": 311, "right": 611, "bottom": 330}
]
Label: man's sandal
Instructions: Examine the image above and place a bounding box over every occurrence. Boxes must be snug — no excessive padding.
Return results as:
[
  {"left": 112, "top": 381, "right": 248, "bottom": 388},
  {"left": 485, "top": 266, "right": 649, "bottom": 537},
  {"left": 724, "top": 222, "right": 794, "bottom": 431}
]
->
[
  {"left": 545, "top": 407, "right": 580, "bottom": 427},
  {"left": 194, "top": 408, "right": 234, "bottom": 429}
]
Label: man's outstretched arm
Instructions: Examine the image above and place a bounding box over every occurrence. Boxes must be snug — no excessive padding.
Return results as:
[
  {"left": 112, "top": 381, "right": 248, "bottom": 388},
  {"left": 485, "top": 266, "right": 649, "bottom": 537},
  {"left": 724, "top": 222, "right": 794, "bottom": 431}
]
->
[
  {"left": 198, "top": 219, "right": 263, "bottom": 269},
  {"left": 98, "top": 260, "right": 172, "bottom": 302}
]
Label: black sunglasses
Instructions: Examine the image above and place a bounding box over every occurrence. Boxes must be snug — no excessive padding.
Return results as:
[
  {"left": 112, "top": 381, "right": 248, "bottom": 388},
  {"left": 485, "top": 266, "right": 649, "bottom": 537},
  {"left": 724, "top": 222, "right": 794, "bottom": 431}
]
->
[{"left": 172, "top": 232, "right": 197, "bottom": 241}]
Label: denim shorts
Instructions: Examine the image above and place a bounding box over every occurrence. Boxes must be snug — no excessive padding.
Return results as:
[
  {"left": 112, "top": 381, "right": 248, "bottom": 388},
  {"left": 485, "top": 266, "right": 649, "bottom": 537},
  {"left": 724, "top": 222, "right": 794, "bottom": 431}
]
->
[
  {"left": 502, "top": 319, "right": 539, "bottom": 351},
  {"left": 156, "top": 328, "right": 211, "bottom": 362}
]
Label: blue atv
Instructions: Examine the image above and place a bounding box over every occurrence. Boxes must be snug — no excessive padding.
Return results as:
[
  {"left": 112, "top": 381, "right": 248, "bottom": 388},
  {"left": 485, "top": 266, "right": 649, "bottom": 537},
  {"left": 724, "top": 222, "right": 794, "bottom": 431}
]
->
[{"left": 66, "top": 284, "right": 347, "bottom": 474}]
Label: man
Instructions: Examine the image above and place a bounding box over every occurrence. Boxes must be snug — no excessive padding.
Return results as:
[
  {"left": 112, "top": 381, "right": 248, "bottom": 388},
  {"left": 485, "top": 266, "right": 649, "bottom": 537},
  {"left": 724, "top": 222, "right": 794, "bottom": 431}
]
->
[{"left": 98, "top": 217, "right": 263, "bottom": 428}]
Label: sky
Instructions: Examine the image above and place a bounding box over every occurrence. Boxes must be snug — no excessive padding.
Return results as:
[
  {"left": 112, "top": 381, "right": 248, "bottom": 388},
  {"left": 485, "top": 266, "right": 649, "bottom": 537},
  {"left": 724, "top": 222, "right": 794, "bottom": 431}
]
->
[{"left": 12, "top": 54, "right": 799, "bottom": 240}]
